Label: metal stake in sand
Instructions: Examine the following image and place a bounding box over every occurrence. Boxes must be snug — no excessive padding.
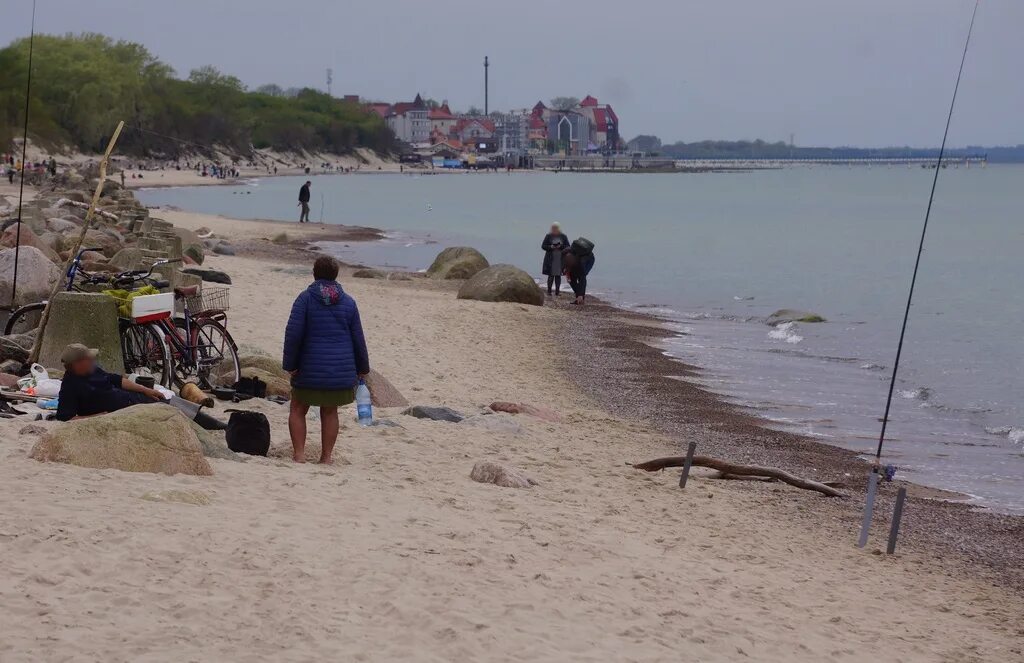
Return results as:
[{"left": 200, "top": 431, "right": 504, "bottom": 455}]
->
[
  {"left": 28, "top": 120, "right": 124, "bottom": 365},
  {"left": 886, "top": 487, "right": 908, "bottom": 554},
  {"left": 678, "top": 441, "right": 697, "bottom": 489},
  {"left": 857, "top": 470, "right": 879, "bottom": 549},
  {"left": 860, "top": 0, "right": 979, "bottom": 546}
]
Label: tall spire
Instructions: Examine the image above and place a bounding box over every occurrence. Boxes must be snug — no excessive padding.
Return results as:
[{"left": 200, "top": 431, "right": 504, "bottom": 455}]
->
[{"left": 484, "top": 56, "right": 489, "bottom": 115}]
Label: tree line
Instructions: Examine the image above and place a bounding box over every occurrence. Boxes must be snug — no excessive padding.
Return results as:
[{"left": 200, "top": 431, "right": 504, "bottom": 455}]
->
[{"left": 0, "top": 33, "right": 396, "bottom": 158}]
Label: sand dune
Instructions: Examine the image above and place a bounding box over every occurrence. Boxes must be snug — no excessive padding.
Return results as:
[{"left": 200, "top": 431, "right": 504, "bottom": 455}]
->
[{"left": 2, "top": 239, "right": 1022, "bottom": 661}]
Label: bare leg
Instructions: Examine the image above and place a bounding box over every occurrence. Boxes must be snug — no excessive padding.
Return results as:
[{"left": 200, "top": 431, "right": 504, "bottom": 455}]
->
[
  {"left": 319, "top": 406, "right": 339, "bottom": 464},
  {"left": 289, "top": 400, "right": 310, "bottom": 462}
]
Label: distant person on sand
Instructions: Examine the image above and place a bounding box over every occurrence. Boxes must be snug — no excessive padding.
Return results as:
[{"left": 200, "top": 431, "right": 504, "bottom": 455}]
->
[
  {"left": 298, "top": 180, "right": 312, "bottom": 223},
  {"left": 564, "top": 239, "right": 596, "bottom": 306},
  {"left": 283, "top": 255, "right": 370, "bottom": 463},
  {"left": 541, "top": 222, "right": 570, "bottom": 297}
]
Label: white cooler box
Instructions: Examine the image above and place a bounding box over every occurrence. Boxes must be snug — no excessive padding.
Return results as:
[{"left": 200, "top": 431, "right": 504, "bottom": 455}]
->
[{"left": 130, "top": 292, "right": 174, "bottom": 323}]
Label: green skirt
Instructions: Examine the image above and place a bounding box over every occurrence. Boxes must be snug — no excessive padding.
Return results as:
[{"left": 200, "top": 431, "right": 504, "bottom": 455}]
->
[{"left": 291, "top": 387, "right": 355, "bottom": 407}]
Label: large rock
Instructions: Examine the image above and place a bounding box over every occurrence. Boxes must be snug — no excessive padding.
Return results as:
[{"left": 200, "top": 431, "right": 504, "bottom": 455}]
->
[
  {"left": 46, "top": 217, "right": 81, "bottom": 235},
  {"left": 0, "top": 225, "right": 60, "bottom": 263},
  {"left": 0, "top": 246, "right": 61, "bottom": 308},
  {"left": 183, "top": 267, "right": 231, "bottom": 285},
  {"left": 457, "top": 264, "right": 544, "bottom": 306},
  {"left": 36, "top": 291, "right": 122, "bottom": 373},
  {"left": 0, "top": 331, "right": 36, "bottom": 363},
  {"left": 469, "top": 461, "right": 535, "bottom": 489},
  {"left": 30, "top": 404, "right": 213, "bottom": 476},
  {"left": 172, "top": 227, "right": 205, "bottom": 265},
  {"left": 82, "top": 228, "right": 123, "bottom": 259},
  {"left": 402, "top": 405, "right": 464, "bottom": 423},
  {"left": 109, "top": 247, "right": 145, "bottom": 271},
  {"left": 352, "top": 268, "right": 386, "bottom": 280},
  {"left": 364, "top": 369, "right": 409, "bottom": 408},
  {"left": 766, "top": 309, "right": 827, "bottom": 325},
  {"left": 427, "top": 247, "right": 489, "bottom": 280}
]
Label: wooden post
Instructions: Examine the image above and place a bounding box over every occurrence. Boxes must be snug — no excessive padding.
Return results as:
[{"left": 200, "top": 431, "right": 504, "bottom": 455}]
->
[
  {"left": 857, "top": 470, "right": 879, "bottom": 548},
  {"left": 886, "top": 487, "right": 908, "bottom": 554},
  {"left": 28, "top": 121, "right": 124, "bottom": 365},
  {"left": 678, "top": 441, "right": 697, "bottom": 489}
]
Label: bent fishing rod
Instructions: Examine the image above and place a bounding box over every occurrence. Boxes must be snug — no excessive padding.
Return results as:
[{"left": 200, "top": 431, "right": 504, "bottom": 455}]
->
[
  {"left": 873, "top": 0, "right": 980, "bottom": 464},
  {"left": 10, "top": 0, "right": 37, "bottom": 307}
]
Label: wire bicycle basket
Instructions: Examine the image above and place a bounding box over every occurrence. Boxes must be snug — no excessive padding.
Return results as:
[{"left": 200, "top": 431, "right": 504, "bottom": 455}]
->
[{"left": 185, "top": 286, "right": 230, "bottom": 313}]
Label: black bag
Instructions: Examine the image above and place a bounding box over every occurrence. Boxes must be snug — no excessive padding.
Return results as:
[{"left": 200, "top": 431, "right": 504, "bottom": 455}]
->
[
  {"left": 225, "top": 410, "right": 271, "bottom": 456},
  {"left": 233, "top": 376, "right": 267, "bottom": 399},
  {"left": 571, "top": 237, "right": 595, "bottom": 257}
]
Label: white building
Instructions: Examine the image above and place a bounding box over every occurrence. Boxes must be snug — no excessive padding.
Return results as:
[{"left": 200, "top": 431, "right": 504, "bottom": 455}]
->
[{"left": 386, "top": 94, "right": 430, "bottom": 145}]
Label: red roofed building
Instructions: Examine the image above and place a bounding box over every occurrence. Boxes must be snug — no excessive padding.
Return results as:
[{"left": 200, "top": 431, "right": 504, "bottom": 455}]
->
[
  {"left": 574, "top": 95, "right": 620, "bottom": 151},
  {"left": 453, "top": 117, "right": 495, "bottom": 144},
  {"left": 386, "top": 94, "right": 430, "bottom": 144},
  {"left": 365, "top": 103, "right": 392, "bottom": 119},
  {"left": 428, "top": 103, "right": 458, "bottom": 141}
]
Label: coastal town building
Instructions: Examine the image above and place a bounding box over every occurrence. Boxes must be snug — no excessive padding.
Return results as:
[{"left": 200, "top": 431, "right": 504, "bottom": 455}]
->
[
  {"left": 548, "top": 110, "right": 591, "bottom": 156},
  {"left": 575, "top": 95, "right": 620, "bottom": 152},
  {"left": 386, "top": 94, "right": 430, "bottom": 144},
  {"left": 428, "top": 103, "right": 458, "bottom": 139}
]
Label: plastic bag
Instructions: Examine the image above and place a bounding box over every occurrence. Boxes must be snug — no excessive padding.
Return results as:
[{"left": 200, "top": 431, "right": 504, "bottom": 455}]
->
[{"left": 34, "top": 379, "right": 62, "bottom": 398}]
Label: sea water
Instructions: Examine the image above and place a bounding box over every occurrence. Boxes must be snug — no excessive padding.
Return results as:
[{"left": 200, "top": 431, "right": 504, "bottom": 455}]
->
[{"left": 139, "top": 165, "right": 1024, "bottom": 512}]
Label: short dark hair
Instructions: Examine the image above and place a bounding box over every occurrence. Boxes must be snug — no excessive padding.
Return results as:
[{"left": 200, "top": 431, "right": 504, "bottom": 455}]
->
[{"left": 313, "top": 255, "right": 340, "bottom": 280}]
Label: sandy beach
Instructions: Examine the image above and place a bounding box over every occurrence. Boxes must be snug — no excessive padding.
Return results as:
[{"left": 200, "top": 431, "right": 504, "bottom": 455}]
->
[{"left": 0, "top": 199, "right": 1022, "bottom": 662}]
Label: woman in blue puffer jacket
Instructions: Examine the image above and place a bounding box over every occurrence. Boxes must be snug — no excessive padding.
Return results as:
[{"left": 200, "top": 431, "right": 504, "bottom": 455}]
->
[{"left": 283, "top": 255, "right": 370, "bottom": 463}]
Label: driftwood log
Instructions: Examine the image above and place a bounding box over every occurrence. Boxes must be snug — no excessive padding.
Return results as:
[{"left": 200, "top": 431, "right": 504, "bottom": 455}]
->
[{"left": 633, "top": 455, "right": 847, "bottom": 498}]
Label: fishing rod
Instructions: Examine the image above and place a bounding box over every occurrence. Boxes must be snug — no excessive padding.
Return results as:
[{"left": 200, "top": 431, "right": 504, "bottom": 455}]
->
[
  {"left": 10, "top": 0, "right": 37, "bottom": 308},
  {"left": 858, "top": 0, "right": 980, "bottom": 549},
  {"left": 875, "top": 0, "right": 980, "bottom": 463}
]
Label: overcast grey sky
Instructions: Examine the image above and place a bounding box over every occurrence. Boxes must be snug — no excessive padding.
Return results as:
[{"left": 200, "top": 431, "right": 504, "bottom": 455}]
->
[{"left": 2, "top": 0, "right": 1020, "bottom": 146}]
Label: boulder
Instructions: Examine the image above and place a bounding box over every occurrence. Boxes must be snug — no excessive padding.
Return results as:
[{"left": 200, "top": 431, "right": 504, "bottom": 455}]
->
[
  {"left": 30, "top": 404, "right": 213, "bottom": 476},
  {"left": 0, "top": 331, "right": 36, "bottom": 363},
  {"left": 352, "top": 268, "right": 387, "bottom": 279},
  {"left": 0, "top": 246, "right": 61, "bottom": 308},
  {"left": 238, "top": 354, "right": 289, "bottom": 382},
  {"left": 0, "top": 372, "right": 19, "bottom": 388},
  {"left": 402, "top": 405, "right": 464, "bottom": 423},
  {"left": 82, "top": 228, "right": 123, "bottom": 258},
  {"left": 0, "top": 225, "right": 60, "bottom": 263},
  {"left": 183, "top": 267, "right": 232, "bottom": 285},
  {"left": 239, "top": 367, "right": 290, "bottom": 398},
  {"left": 469, "top": 461, "right": 536, "bottom": 489},
  {"left": 108, "top": 247, "right": 145, "bottom": 271},
  {"left": 427, "top": 247, "right": 489, "bottom": 280},
  {"left": 0, "top": 358, "right": 22, "bottom": 373},
  {"left": 212, "top": 243, "right": 236, "bottom": 256},
  {"left": 766, "top": 309, "right": 827, "bottom": 325},
  {"left": 457, "top": 264, "right": 544, "bottom": 306},
  {"left": 364, "top": 369, "right": 409, "bottom": 407},
  {"left": 46, "top": 217, "right": 81, "bottom": 235},
  {"left": 489, "top": 401, "right": 563, "bottom": 423},
  {"left": 36, "top": 292, "right": 122, "bottom": 373}
]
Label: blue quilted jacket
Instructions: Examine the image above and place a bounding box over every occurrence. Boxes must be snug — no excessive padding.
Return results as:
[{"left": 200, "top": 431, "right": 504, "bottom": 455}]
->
[{"left": 282, "top": 280, "right": 370, "bottom": 390}]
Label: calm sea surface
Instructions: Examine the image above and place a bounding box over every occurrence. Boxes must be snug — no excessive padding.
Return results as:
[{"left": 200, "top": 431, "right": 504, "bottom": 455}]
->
[{"left": 139, "top": 165, "right": 1024, "bottom": 512}]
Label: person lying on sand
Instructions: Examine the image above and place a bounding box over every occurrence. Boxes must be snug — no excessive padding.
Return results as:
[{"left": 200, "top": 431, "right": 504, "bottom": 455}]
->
[
  {"left": 55, "top": 343, "right": 226, "bottom": 430},
  {"left": 283, "top": 256, "right": 370, "bottom": 464}
]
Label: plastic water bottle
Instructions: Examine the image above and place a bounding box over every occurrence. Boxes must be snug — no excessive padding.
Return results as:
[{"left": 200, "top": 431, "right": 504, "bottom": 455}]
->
[{"left": 356, "top": 379, "right": 372, "bottom": 426}]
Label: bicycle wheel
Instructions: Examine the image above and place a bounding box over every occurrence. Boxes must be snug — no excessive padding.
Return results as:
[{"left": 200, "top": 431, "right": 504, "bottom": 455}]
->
[
  {"left": 192, "top": 319, "right": 239, "bottom": 390},
  {"left": 120, "top": 321, "right": 172, "bottom": 387},
  {"left": 4, "top": 302, "right": 46, "bottom": 335}
]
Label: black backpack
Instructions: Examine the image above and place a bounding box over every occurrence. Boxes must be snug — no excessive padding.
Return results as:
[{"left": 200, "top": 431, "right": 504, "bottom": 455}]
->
[{"left": 225, "top": 410, "right": 271, "bottom": 456}]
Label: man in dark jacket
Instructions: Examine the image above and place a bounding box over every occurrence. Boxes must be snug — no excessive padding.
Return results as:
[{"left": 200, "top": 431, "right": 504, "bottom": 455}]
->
[
  {"left": 283, "top": 256, "right": 370, "bottom": 463},
  {"left": 298, "top": 180, "right": 312, "bottom": 223}
]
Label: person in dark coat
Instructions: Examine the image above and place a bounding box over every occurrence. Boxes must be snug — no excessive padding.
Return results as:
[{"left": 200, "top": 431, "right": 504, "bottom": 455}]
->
[
  {"left": 283, "top": 255, "right": 370, "bottom": 463},
  {"left": 563, "top": 247, "right": 596, "bottom": 306},
  {"left": 298, "top": 180, "right": 312, "bottom": 223},
  {"left": 541, "top": 222, "right": 570, "bottom": 297}
]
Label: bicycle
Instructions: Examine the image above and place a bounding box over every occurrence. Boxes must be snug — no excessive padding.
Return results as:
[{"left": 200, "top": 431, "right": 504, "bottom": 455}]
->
[{"left": 4, "top": 249, "right": 240, "bottom": 389}]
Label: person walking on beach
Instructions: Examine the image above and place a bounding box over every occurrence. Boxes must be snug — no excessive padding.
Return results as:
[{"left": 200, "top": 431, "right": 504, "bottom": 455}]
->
[
  {"left": 541, "top": 222, "right": 570, "bottom": 297},
  {"left": 283, "top": 255, "right": 370, "bottom": 464},
  {"left": 298, "top": 180, "right": 312, "bottom": 223}
]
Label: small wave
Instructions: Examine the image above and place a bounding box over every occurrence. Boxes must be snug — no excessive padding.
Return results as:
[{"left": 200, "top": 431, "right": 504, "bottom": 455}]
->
[
  {"left": 733, "top": 295, "right": 755, "bottom": 301},
  {"left": 899, "top": 387, "right": 932, "bottom": 401},
  {"left": 767, "top": 321, "right": 803, "bottom": 344},
  {"left": 860, "top": 362, "right": 886, "bottom": 371},
  {"left": 985, "top": 426, "right": 1024, "bottom": 444}
]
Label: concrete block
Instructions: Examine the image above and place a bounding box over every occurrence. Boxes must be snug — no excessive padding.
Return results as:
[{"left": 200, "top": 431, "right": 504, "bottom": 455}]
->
[{"left": 37, "top": 291, "right": 123, "bottom": 373}]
